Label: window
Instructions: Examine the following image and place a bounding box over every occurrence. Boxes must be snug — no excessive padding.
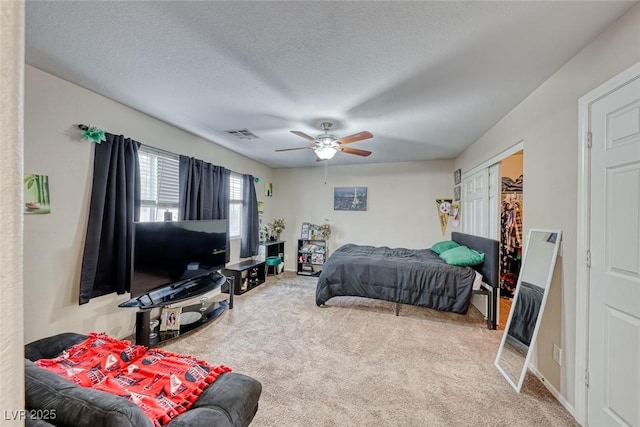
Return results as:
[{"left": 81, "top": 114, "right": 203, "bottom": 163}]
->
[
  {"left": 138, "top": 146, "right": 180, "bottom": 222},
  {"left": 229, "top": 173, "right": 243, "bottom": 238},
  {"left": 138, "top": 147, "right": 244, "bottom": 237}
]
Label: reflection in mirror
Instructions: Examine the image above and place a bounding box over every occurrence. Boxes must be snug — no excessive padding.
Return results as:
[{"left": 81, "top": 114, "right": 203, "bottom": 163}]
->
[{"left": 495, "top": 229, "right": 562, "bottom": 392}]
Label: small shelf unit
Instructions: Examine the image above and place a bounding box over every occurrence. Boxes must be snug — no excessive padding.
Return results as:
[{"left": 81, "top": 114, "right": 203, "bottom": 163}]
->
[
  {"left": 297, "top": 239, "right": 327, "bottom": 276},
  {"left": 222, "top": 259, "right": 266, "bottom": 295}
]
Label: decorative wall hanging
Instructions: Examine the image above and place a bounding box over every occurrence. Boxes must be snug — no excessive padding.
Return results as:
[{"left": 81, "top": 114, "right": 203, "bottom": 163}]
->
[
  {"left": 79, "top": 124, "right": 106, "bottom": 144},
  {"left": 265, "top": 183, "right": 273, "bottom": 197},
  {"left": 454, "top": 186, "right": 461, "bottom": 201},
  {"left": 454, "top": 169, "right": 461, "bottom": 185},
  {"left": 436, "top": 198, "right": 453, "bottom": 235},
  {"left": 334, "top": 187, "right": 367, "bottom": 211},
  {"left": 24, "top": 173, "right": 51, "bottom": 214}
]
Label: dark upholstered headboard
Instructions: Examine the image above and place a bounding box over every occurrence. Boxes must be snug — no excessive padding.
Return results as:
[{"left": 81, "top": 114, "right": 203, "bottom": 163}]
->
[{"left": 451, "top": 232, "right": 499, "bottom": 290}]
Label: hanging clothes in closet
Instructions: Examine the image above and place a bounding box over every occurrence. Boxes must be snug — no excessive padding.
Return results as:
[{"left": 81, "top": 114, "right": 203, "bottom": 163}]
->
[{"left": 500, "top": 194, "right": 523, "bottom": 298}]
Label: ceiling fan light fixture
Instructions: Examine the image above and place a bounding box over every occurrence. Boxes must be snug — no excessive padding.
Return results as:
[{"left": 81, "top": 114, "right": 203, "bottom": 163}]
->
[
  {"left": 315, "top": 146, "right": 337, "bottom": 160},
  {"left": 318, "top": 135, "right": 336, "bottom": 144},
  {"left": 278, "top": 122, "right": 373, "bottom": 159}
]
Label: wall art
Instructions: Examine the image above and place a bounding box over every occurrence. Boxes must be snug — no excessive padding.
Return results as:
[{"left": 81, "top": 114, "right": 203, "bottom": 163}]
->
[
  {"left": 334, "top": 187, "right": 367, "bottom": 211},
  {"left": 24, "top": 173, "right": 51, "bottom": 214}
]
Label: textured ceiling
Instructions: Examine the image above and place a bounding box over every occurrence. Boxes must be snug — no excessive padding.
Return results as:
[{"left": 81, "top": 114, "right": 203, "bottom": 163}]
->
[{"left": 26, "top": 1, "right": 635, "bottom": 168}]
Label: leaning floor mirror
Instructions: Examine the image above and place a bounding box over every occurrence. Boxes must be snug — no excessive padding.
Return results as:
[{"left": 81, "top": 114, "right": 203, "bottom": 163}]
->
[{"left": 495, "top": 228, "right": 562, "bottom": 392}]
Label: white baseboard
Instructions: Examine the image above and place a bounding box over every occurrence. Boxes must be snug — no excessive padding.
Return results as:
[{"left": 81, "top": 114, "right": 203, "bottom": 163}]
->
[{"left": 528, "top": 365, "right": 577, "bottom": 422}]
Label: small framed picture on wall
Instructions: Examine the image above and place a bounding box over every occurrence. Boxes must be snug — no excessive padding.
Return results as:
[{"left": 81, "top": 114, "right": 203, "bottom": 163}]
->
[
  {"left": 454, "top": 186, "right": 461, "bottom": 201},
  {"left": 454, "top": 169, "right": 461, "bottom": 185}
]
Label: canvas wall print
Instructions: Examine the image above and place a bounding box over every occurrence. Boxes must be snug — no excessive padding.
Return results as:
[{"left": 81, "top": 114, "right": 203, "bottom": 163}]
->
[
  {"left": 24, "top": 173, "right": 51, "bottom": 214},
  {"left": 265, "top": 183, "right": 273, "bottom": 197},
  {"left": 334, "top": 187, "right": 368, "bottom": 211}
]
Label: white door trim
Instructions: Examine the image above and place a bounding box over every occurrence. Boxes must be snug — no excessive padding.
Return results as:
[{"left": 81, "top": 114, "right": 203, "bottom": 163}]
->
[{"left": 576, "top": 60, "right": 640, "bottom": 426}]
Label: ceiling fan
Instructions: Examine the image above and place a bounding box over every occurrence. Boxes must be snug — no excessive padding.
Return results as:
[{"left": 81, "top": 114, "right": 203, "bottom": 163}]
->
[{"left": 276, "top": 122, "right": 373, "bottom": 160}]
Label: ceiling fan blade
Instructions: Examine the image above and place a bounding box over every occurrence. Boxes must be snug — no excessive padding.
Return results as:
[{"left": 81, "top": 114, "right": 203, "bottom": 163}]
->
[
  {"left": 340, "top": 146, "right": 372, "bottom": 157},
  {"left": 290, "top": 130, "right": 316, "bottom": 142},
  {"left": 336, "top": 131, "right": 373, "bottom": 145},
  {"left": 275, "top": 146, "right": 313, "bottom": 152}
]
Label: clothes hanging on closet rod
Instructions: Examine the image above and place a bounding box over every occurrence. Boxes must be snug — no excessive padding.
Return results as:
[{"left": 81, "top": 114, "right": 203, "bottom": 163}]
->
[
  {"left": 502, "top": 197, "right": 522, "bottom": 251},
  {"left": 500, "top": 196, "right": 523, "bottom": 297},
  {"left": 502, "top": 192, "right": 522, "bottom": 200}
]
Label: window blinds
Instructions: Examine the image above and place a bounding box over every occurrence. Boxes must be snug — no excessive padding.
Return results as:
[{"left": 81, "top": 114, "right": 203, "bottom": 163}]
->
[{"left": 138, "top": 146, "right": 180, "bottom": 208}]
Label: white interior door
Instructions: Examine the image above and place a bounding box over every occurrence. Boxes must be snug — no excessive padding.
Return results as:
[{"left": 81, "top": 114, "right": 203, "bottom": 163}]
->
[
  {"left": 588, "top": 73, "right": 640, "bottom": 426},
  {"left": 462, "top": 168, "right": 489, "bottom": 237}
]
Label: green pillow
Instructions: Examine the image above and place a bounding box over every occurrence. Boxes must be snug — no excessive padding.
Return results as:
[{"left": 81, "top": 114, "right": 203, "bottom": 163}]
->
[
  {"left": 431, "top": 240, "right": 460, "bottom": 255},
  {"left": 439, "top": 245, "right": 485, "bottom": 266}
]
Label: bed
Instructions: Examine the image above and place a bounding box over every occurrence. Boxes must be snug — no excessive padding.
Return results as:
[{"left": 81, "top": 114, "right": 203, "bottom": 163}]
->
[{"left": 315, "top": 232, "right": 499, "bottom": 329}]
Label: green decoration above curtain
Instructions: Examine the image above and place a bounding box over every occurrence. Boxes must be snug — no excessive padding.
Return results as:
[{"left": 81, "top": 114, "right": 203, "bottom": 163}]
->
[{"left": 81, "top": 126, "right": 106, "bottom": 144}]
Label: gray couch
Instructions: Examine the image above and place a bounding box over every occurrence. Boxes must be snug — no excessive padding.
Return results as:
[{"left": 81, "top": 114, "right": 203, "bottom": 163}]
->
[{"left": 24, "top": 333, "right": 261, "bottom": 427}]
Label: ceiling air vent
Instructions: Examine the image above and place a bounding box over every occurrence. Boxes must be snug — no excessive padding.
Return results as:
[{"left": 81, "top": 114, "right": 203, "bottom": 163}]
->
[{"left": 224, "top": 129, "right": 259, "bottom": 140}]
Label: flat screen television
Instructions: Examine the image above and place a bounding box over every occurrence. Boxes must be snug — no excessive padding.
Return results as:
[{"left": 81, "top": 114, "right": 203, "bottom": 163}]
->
[{"left": 130, "top": 220, "right": 227, "bottom": 298}]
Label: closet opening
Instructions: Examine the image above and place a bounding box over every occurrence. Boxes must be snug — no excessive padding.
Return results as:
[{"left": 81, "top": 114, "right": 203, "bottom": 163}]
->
[{"left": 497, "top": 150, "right": 523, "bottom": 330}]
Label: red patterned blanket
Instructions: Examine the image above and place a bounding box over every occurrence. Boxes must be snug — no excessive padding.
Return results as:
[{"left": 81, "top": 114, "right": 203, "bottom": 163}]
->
[{"left": 35, "top": 332, "right": 231, "bottom": 426}]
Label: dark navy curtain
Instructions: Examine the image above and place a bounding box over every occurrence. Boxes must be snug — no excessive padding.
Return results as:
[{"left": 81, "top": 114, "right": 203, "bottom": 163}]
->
[
  {"left": 79, "top": 133, "right": 140, "bottom": 304},
  {"left": 240, "top": 174, "right": 259, "bottom": 258},
  {"left": 178, "top": 155, "right": 230, "bottom": 263}
]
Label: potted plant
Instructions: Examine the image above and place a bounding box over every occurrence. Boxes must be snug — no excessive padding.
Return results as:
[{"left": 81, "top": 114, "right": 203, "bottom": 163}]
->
[
  {"left": 268, "top": 218, "right": 286, "bottom": 241},
  {"left": 319, "top": 223, "right": 331, "bottom": 240}
]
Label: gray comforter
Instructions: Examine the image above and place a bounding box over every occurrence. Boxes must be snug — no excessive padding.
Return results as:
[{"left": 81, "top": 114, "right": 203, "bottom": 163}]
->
[
  {"left": 507, "top": 281, "right": 544, "bottom": 346},
  {"left": 315, "top": 244, "right": 477, "bottom": 314}
]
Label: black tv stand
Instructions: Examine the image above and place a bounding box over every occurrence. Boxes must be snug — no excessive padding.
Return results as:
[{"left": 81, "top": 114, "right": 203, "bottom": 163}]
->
[
  {"left": 119, "top": 272, "right": 235, "bottom": 347},
  {"left": 119, "top": 271, "right": 231, "bottom": 309}
]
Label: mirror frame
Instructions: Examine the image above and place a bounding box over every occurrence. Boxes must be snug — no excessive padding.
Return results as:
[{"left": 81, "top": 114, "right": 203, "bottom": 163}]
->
[{"left": 494, "top": 228, "right": 562, "bottom": 392}]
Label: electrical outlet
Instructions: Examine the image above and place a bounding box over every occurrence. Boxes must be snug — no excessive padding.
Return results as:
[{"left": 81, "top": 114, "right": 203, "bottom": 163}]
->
[{"left": 553, "top": 344, "right": 562, "bottom": 365}]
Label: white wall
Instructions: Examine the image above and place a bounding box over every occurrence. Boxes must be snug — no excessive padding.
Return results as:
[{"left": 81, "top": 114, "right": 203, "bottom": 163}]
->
[
  {"left": 23, "top": 66, "right": 274, "bottom": 343},
  {"left": 455, "top": 3, "right": 640, "bottom": 411},
  {"left": 1, "top": 0, "right": 25, "bottom": 419},
  {"left": 273, "top": 160, "right": 455, "bottom": 271}
]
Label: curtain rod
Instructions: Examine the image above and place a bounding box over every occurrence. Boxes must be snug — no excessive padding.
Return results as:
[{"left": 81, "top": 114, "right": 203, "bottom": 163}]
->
[
  {"left": 77, "top": 123, "right": 179, "bottom": 158},
  {"left": 77, "top": 123, "right": 249, "bottom": 177}
]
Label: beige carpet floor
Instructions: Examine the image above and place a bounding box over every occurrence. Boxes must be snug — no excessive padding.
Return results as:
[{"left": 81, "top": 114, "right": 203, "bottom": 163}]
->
[{"left": 162, "top": 272, "right": 578, "bottom": 427}]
